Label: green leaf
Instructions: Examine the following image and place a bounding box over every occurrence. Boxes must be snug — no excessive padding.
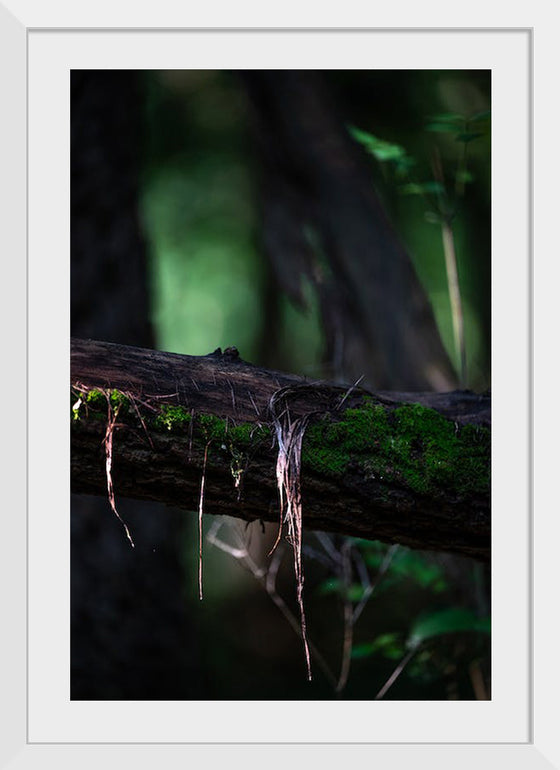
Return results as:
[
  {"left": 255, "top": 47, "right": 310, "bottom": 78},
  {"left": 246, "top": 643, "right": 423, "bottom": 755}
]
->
[
  {"left": 425, "top": 122, "right": 464, "bottom": 134},
  {"left": 359, "top": 540, "right": 391, "bottom": 568},
  {"left": 389, "top": 550, "right": 447, "bottom": 588},
  {"left": 399, "top": 181, "right": 445, "bottom": 196},
  {"left": 427, "top": 112, "right": 465, "bottom": 124},
  {"left": 351, "top": 642, "right": 376, "bottom": 659},
  {"left": 347, "top": 125, "right": 376, "bottom": 144},
  {"left": 469, "top": 109, "right": 491, "bottom": 123},
  {"left": 399, "top": 183, "right": 423, "bottom": 195},
  {"left": 424, "top": 113, "right": 465, "bottom": 133},
  {"left": 348, "top": 124, "right": 408, "bottom": 162},
  {"left": 361, "top": 545, "right": 448, "bottom": 592},
  {"left": 455, "top": 169, "right": 474, "bottom": 184},
  {"left": 317, "top": 579, "right": 365, "bottom": 601},
  {"left": 371, "top": 142, "right": 407, "bottom": 162},
  {"left": 347, "top": 584, "right": 367, "bottom": 602},
  {"left": 351, "top": 633, "right": 405, "bottom": 660},
  {"left": 362, "top": 553, "right": 384, "bottom": 571},
  {"left": 407, "top": 608, "right": 490, "bottom": 650}
]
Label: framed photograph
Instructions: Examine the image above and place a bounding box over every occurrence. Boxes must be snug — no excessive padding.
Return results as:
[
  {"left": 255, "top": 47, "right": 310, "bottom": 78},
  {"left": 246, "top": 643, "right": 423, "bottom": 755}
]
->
[{"left": 2, "top": 2, "right": 550, "bottom": 766}]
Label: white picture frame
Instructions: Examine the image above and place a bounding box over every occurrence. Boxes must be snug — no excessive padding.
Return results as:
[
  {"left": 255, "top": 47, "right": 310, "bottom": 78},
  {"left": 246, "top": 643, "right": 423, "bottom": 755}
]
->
[{"left": 2, "top": 1, "right": 553, "bottom": 766}]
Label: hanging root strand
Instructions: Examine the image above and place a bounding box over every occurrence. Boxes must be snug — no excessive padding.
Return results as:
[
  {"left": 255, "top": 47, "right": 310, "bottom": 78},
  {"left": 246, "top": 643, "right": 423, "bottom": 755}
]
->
[
  {"left": 269, "top": 387, "right": 313, "bottom": 680},
  {"left": 198, "top": 441, "right": 211, "bottom": 601},
  {"left": 103, "top": 393, "right": 135, "bottom": 548}
]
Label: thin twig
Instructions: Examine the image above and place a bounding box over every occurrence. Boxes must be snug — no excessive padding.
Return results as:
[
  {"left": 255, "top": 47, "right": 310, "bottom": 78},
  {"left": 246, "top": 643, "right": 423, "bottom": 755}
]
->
[
  {"left": 248, "top": 390, "right": 261, "bottom": 417},
  {"left": 314, "top": 532, "right": 342, "bottom": 567},
  {"left": 336, "top": 540, "right": 354, "bottom": 693},
  {"left": 352, "top": 546, "right": 371, "bottom": 590},
  {"left": 432, "top": 147, "right": 467, "bottom": 387},
  {"left": 375, "top": 646, "right": 417, "bottom": 700},
  {"left": 128, "top": 392, "right": 154, "bottom": 449},
  {"left": 143, "top": 392, "right": 179, "bottom": 399},
  {"left": 336, "top": 374, "right": 365, "bottom": 410}
]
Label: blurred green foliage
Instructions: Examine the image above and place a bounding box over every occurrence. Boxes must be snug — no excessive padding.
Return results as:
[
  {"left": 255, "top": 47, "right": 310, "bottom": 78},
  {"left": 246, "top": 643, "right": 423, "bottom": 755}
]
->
[
  {"left": 141, "top": 70, "right": 325, "bottom": 369},
  {"left": 141, "top": 70, "right": 490, "bottom": 388},
  {"left": 350, "top": 105, "right": 490, "bottom": 387},
  {"left": 141, "top": 72, "right": 250, "bottom": 356}
]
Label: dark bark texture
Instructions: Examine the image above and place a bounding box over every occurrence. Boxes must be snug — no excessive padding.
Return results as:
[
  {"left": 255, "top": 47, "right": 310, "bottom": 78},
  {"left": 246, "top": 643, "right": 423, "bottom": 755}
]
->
[{"left": 71, "top": 338, "right": 490, "bottom": 562}]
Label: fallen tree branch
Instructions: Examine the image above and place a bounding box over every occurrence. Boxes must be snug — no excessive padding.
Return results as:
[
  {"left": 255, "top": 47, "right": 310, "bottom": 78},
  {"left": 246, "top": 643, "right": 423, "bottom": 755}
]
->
[{"left": 71, "top": 338, "right": 491, "bottom": 561}]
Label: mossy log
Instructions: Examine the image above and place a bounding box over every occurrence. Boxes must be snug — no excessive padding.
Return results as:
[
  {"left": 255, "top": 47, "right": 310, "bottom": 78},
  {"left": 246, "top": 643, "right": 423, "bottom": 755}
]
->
[{"left": 71, "top": 338, "right": 491, "bottom": 561}]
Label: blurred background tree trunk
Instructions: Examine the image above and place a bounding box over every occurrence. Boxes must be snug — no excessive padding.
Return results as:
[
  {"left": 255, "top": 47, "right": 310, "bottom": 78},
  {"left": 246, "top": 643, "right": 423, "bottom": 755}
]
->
[
  {"left": 71, "top": 70, "right": 204, "bottom": 699},
  {"left": 241, "top": 70, "right": 457, "bottom": 391}
]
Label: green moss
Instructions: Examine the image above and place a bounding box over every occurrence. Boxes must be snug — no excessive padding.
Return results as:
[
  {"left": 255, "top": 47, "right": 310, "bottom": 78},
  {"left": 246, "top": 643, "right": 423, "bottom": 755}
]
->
[
  {"left": 303, "top": 401, "right": 390, "bottom": 475},
  {"left": 78, "top": 388, "right": 130, "bottom": 414},
  {"left": 302, "top": 399, "right": 490, "bottom": 499},
  {"left": 229, "top": 422, "right": 270, "bottom": 446},
  {"left": 197, "top": 413, "right": 228, "bottom": 441},
  {"left": 305, "top": 445, "right": 350, "bottom": 476},
  {"left": 109, "top": 389, "right": 129, "bottom": 412},
  {"left": 69, "top": 388, "right": 126, "bottom": 420},
  {"left": 155, "top": 404, "right": 193, "bottom": 432},
  {"left": 75, "top": 387, "right": 271, "bottom": 447},
  {"left": 152, "top": 403, "right": 270, "bottom": 451},
  {"left": 195, "top": 413, "right": 271, "bottom": 447},
  {"left": 84, "top": 388, "right": 107, "bottom": 411},
  {"left": 392, "top": 404, "right": 490, "bottom": 496}
]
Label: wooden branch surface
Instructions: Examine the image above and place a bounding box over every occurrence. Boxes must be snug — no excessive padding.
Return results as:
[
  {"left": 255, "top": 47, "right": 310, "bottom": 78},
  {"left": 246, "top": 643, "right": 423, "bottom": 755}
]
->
[{"left": 71, "top": 338, "right": 491, "bottom": 561}]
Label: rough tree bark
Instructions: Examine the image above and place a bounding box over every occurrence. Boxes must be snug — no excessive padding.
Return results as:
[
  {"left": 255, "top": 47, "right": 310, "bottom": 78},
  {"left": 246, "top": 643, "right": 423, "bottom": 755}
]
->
[{"left": 71, "top": 338, "right": 490, "bottom": 562}]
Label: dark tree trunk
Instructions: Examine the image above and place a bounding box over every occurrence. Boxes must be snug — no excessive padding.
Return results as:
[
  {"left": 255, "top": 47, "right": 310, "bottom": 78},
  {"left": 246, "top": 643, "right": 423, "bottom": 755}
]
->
[
  {"left": 71, "top": 70, "right": 154, "bottom": 347},
  {"left": 71, "top": 71, "right": 203, "bottom": 700},
  {"left": 240, "top": 70, "right": 458, "bottom": 391}
]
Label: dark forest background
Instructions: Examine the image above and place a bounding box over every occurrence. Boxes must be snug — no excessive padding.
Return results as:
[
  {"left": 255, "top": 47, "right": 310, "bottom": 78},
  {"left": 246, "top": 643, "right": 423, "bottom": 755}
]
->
[{"left": 71, "top": 69, "right": 491, "bottom": 700}]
